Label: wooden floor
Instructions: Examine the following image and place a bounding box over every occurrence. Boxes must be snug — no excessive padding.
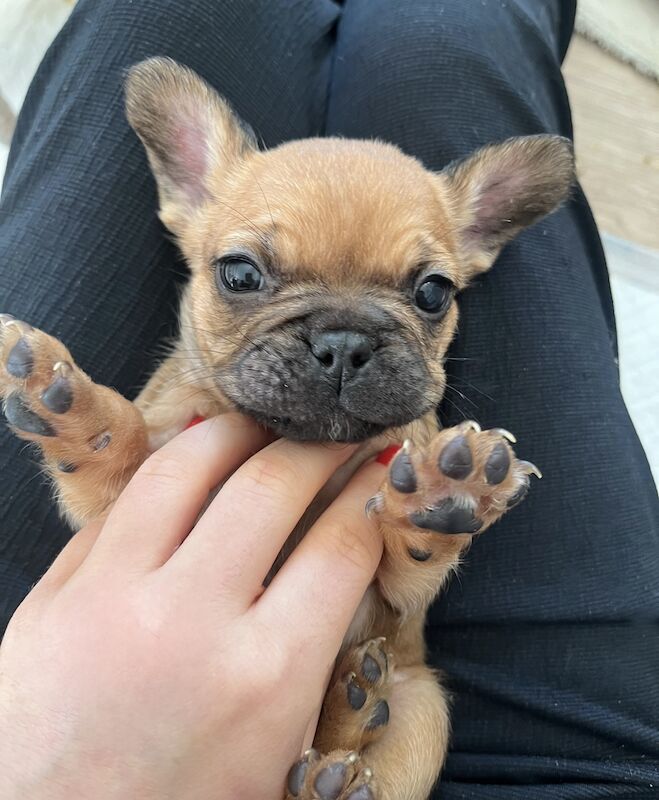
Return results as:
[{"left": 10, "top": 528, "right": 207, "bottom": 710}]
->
[{"left": 563, "top": 35, "right": 659, "bottom": 249}]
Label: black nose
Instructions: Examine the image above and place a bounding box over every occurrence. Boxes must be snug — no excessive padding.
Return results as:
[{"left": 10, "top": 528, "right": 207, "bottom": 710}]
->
[{"left": 309, "top": 330, "right": 373, "bottom": 387}]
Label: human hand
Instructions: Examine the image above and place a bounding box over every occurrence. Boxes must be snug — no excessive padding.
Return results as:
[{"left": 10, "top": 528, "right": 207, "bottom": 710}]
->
[{"left": 0, "top": 414, "right": 385, "bottom": 800}]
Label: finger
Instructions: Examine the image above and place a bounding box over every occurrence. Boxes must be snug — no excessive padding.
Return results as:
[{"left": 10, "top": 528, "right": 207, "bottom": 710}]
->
[
  {"left": 28, "top": 518, "right": 105, "bottom": 598},
  {"left": 86, "top": 414, "right": 270, "bottom": 571},
  {"left": 257, "top": 459, "right": 385, "bottom": 661},
  {"left": 161, "top": 438, "right": 358, "bottom": 604}
]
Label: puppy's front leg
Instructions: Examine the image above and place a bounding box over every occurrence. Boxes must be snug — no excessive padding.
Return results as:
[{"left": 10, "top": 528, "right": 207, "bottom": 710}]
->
[
  {"left": 0, "top": 315, "right": 148, "bottom": 526},
  {"left": 374, "top": 421, "right": 540, "bottom": 615}
]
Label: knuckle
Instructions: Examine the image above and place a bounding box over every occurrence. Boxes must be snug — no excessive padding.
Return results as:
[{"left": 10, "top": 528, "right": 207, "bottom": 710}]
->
[
  {"left": 237, "top": 455, "right": 301, "bottom": 503},
  {"left": 324, "top": 512, "right": 377, "bottom": 577},
  {"left": 136, "top": 450, "right": 186, "bottom": 488}
]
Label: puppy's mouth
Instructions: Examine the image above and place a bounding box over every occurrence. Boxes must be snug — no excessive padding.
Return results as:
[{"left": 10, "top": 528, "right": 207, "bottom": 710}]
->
[{"left": 230, "top": 401, "right": 390, "bottom": 443}]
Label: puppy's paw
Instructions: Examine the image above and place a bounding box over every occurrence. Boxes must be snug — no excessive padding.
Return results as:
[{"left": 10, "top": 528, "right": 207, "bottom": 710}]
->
[
  {"left": 0, "top": 315, "right": 147, "bottom": 521},
  {"left": 315, "top": 638, "right": 392, "bottom": 754},
  {"left": 286, "top": 749, "right": 376, "bottom": 800},
  {"left": 373, "top": 421, "right": 540, "bottom": 548}
]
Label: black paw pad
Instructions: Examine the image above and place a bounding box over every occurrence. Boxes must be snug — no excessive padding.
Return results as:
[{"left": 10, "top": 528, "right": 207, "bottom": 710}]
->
[
  {"left": 314, "top": 762, "right": 347, "bottom": 800},
  {"left": 408, "top": 546, "right": 431, "bottom": 562},
  {"left": 41, "top": 375, "right": 73, "bottom": 414},
  {"left": 438, "top": 435, "right": 473, "bottom": 479},
  {"left": 389, "top": 450, "right": 416, "bottom": 493},
  {"left": 410, "top": 498, "right": 481, "bottom": 534},
  {"left": 4, "top": 395, "right": 55, "bottom": 436},
  {"left": 287, "top": 753, "right": 314, "bottom": 797},
  {"left": 347, "top": 787, "right": 375, "bottom": 800},
  {"left": 92, "top": 431, "right": 111, "bottom": 451},
  {"left": 361, "top": 654, "right": 381, "bottom": 684},
  {"left": 366, "top": 699, "right": 389, "bottom": 731},
  {"left": 347, "top": 676, "right": 367, "bottom": 710},
  {"left": 6, "top": 337, "right": 34, "bottom": 378},
  {"left": 485, "top": 442, "right": 510, "bottom": 485}
]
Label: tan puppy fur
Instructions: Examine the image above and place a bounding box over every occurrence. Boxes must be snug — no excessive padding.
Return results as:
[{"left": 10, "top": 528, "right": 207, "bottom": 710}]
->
[{"left": 0, "top": 59, "right": 574, "bottom": 800}]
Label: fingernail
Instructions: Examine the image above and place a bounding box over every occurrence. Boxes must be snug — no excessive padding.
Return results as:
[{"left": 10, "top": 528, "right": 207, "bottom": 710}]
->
[{"left": 375, "top": 444, "right": 401, "bottom": 466}]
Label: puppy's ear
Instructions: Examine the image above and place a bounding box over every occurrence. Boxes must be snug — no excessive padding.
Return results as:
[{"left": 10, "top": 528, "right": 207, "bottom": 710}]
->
[
  {"left": 443, "top": 135, "right": 575, "bottom": 276},
  {"left": 125, "top": 57, "right": 256, "bottom": 234}
]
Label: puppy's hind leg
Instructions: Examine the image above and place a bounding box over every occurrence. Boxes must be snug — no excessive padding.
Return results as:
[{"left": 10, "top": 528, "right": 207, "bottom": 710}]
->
[
  {"left": 362, "top": 664, "right": 450, "bottom": 800},
  {"left": 0, "top": 315, "right": 148, "bottom": 526},
  {"left": 289, "top": 639, "right": 448, "bottom": 800}
]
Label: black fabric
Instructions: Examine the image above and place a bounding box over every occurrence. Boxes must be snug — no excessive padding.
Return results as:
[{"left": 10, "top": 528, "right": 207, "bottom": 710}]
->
[{"left": 1, "top": 1, "right": 657, "bottom": 797}]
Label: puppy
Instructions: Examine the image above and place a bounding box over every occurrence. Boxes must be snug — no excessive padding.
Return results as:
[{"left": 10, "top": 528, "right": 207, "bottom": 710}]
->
[{"left": 0, "top": 58, "right": 573, "bottom": 800}]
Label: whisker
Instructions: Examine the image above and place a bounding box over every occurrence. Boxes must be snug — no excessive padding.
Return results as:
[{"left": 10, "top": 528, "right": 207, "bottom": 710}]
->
[{"left": 444, "top": 383, "right": 478, "bottom": 410}]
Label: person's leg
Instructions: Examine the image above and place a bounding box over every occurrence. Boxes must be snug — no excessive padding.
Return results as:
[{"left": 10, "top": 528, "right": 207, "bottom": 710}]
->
[
  {"left": 328, "top": 1, "right": 659, "bottom": 796},
  {"left": 0, "top": 0, "right": 341, "bottom": 632}
]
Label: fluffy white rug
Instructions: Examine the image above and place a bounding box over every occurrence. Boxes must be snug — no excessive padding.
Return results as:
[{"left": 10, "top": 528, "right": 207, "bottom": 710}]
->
[
  {"left": 0, "top": 0, "right": 74, "bottom": 154},
  {"left": 576, "top": 0, "right": 659, "bottom": 81}
]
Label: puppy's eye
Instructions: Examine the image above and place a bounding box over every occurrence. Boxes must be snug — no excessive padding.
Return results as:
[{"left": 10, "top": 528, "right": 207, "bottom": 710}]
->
[
  {"left": 217, "top": 258, "right": 264, "bottom": 292},
  {"left": 414, "top": 275, "right": 453, "bottom": 315}
]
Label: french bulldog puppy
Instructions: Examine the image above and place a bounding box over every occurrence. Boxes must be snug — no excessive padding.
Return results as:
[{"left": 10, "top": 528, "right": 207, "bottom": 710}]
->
[{"left": 0, "top": 58, "right": 573, "bottom": 800}]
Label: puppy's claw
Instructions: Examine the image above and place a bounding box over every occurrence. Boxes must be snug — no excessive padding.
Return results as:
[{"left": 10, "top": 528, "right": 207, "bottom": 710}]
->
[
  {"left": 53, "top": 360, "right": 73, "bottom": 376},
  {"left": 365, "top": 493, "right": 385, "bottom": 517},
  {"left": 0, "top": 313, "right": 15, "bottom": 326},
  {"left": 519, "top": 460, "right": 542, "bottom": 479},
  {"left": 457, "top": 419, "right": 481, "bottom": 434},
  {"left": 491, "top": 427, "right": 516, "bottom": 443},
  {"left": 4, "top": 319, "right": 32, "bottom": 334}
]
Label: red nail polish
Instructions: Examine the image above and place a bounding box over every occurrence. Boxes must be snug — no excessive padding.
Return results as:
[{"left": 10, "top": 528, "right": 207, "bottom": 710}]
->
[
  {"left": 185, "top": 416, "right": 206, "bottom": 430},
  {"left": 376, "top": 444, "right": 401, "bottom": 466}
]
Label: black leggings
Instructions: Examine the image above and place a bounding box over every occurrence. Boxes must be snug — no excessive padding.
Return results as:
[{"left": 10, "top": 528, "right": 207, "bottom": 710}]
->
[{"left": 1, "top": 1, "right": 657, "bottom": 796}]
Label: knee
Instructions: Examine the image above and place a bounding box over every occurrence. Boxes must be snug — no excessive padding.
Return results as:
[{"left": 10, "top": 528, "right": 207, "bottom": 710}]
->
[{"left": 349, "top": 0, "right": 504, "bottom": 80}]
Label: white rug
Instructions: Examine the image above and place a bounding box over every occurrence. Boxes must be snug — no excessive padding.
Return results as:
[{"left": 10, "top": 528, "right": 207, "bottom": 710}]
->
[{"left": 576, "top": 0, "right": 659, "bottom": 82}]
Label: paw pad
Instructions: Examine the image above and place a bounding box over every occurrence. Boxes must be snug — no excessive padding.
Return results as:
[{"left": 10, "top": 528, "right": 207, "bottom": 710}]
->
[
  {"left": 410, "top": 498, "right": 482, "bottom": 535},
  {"left": 407, "top": 546, "right": 432, "bottom": 562},
  {"left": 6, "top": 337, "right": 34, "bottom": 378},
  {"left": 389, "top": 445, "right": 417, "bottom": 493},
  {"left": 41, "top": 363, "right": 74, "bottom": 414},
  {"left": 346, "top": 786, "right": 375, "bottom": 800},
  {"left": 484, "top": 441, "right": 510, "bottom": 485},
  {"left": 365, "top": 699, "right": 389, "bottom": 731},
  {"left": 287, "top": 749, "right": 319, "bottom": 797},
  {"left": 361, "top": 653, "right": 381, "bottom": 684},
  {"left": 438, "top": 434, "right": 473, "bottom": 479},
  {"left": 379, "top": 421, "right": 541, "bottom": 542},
  {"left": 4, "top": 394, "right": 55, "bottom": 436},
  {"left": 315, "top": 758, "right": 354, "bottom": 800},
  {"left": 347, "top": 674, "right": 367, "bottom": 710}
]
